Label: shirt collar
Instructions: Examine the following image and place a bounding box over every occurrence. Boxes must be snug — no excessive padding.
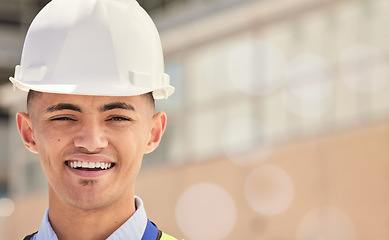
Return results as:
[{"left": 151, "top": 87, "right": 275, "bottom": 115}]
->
[{"left": 34, "top": 196, "right": 148, "bottom": 240}]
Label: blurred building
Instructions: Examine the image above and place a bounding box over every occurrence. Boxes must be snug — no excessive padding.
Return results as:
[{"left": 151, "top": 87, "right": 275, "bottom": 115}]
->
[{"left": 1, "top": 0, "right": 389, "bottom": 239}]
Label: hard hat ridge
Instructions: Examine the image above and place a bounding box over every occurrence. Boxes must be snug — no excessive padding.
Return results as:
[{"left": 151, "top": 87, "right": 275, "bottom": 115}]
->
[{"left": 9, "top": 0, "right": 175, "bottom": 99}]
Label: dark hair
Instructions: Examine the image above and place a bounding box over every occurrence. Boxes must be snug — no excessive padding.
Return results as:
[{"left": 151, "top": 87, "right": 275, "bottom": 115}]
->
[
  {"left": 27, "top": 90, "right": 155, "bottom": 111},
  {"left": 143, "top": 92, "right": 155, "bottom": 110},
  {"left": 27, "top": 90, "right": 42, "bottom": 112}
]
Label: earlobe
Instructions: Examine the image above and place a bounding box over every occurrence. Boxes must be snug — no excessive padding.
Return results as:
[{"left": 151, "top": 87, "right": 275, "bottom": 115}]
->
[
  {"left": 145, "top": 111, "right": 167, "bottom": 154},
  {"left": 16, "top": 112, "right": 38, "bottom": 153}
]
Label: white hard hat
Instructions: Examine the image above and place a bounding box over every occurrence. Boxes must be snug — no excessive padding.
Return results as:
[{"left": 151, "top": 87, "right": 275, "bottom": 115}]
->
[{"left": 9, "top": 0, "right": 174, "bottom": 99}]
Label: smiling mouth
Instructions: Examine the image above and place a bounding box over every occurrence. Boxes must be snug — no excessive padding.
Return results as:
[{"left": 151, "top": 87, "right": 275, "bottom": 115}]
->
[{"left": 66, "top": 161, "right": 115, "bottom": 171}]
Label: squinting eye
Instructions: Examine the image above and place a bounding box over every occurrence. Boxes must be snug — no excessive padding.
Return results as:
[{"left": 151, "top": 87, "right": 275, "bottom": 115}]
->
[
  {"left": 51, "top": 117, "right": 76, "bottom": 121},
  {"left": 108, "top": 116, "right": 131, "bottom": 122}
]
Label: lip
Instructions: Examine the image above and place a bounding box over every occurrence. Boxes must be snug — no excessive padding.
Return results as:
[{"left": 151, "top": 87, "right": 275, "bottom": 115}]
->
[
  {"left": 67, "top": 165, "right": 114, "bottom": 178},
  {"left": 65, "top": 153, "right": 116, "bottom": 178}
]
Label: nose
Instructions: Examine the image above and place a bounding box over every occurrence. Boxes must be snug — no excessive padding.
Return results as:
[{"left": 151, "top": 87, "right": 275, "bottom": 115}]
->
[{"left": 73, "top": 120, "right": 108, "bottom": 152}]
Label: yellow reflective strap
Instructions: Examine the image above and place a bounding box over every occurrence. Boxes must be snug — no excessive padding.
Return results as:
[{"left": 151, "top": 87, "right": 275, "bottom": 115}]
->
[{"left": 160, "top": 232, "right": 178, "bottom": 240}]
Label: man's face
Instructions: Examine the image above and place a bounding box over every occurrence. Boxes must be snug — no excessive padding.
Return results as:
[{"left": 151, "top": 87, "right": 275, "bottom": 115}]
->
[{"left": 17, "top": 92, "right": 166, "bottom": 211}]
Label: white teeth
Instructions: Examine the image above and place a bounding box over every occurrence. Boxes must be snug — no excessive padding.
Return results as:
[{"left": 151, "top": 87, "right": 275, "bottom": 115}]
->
[{"left": 68, "top": 161, "right": 113, "bottom": 170}]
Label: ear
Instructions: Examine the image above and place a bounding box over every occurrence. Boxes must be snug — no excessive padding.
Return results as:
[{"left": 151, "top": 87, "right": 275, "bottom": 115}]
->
[
  {"left": 16, "top": 112, "right": 38, "bottom": 153},
  {"left": 145, "top": 111, "right": 167, "bottom": 154}
]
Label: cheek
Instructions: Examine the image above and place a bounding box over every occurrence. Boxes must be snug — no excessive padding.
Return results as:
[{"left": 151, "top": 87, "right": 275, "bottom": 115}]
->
[
  {"left": 35, "top": 132, "right": 63, "bottom": 153},
  {"left": 35, "top": 122, "right": 69, "bottom": 143},
  {"left": 33, "top": 129, "right": 68, "bottom": 166},
  {"left": 117, "top": 127, "right": 149, "bottom": 150},
  {"left": 114, "top": 131, "right": 147, "bottom": 170}
]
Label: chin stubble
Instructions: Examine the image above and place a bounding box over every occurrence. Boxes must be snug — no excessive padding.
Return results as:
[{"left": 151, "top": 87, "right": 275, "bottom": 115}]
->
[{"left": 79, "top": 179, "right": 97, "bottom": 186}]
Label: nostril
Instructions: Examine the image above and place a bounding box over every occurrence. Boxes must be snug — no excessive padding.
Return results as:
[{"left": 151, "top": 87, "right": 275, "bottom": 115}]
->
[{"left": 73, "top": 136, "right": 109, "bottom": 153}]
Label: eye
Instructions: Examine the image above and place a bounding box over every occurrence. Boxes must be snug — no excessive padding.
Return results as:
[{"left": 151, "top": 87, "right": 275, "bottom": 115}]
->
[
  {"left": 107, "top": 116, "right": 132, "bottom": 122},
  {"left": 50, "top": 116, "right": 76, "bottom": 121}
]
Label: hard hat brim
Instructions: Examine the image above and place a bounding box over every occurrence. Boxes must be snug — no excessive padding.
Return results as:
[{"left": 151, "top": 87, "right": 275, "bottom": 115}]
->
[{"left": 9, "top": 76, "right": 175, "bottom": 99}]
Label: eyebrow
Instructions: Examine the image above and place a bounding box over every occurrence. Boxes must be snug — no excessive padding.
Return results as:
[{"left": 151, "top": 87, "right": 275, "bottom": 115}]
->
[
  {"left": 45, "top": 103, "right": 82, "bottom": 113},
  {"left": 44, "top": 102, "right": 135, "bottom": 113},
  {"left": 100, "top": 102, "right": 135, "bottom": 112}
]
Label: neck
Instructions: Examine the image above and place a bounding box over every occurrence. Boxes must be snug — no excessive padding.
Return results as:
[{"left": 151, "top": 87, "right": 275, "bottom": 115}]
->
[{"left": 48, "top": 187, "right": 136, "bottom": 240}]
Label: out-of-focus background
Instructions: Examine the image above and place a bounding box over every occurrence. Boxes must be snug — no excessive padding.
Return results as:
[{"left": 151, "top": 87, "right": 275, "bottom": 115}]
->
[{"left": 1, "top": 0, "right": 389, "bottom": 239}]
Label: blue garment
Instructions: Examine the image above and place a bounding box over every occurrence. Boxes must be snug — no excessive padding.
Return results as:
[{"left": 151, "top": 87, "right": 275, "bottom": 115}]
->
[
  {"left": 32, "top": 196, "right": 148, "bottom": 240},
  {"left": 142, "top": 220, "right": 160, "bottom": 240}
]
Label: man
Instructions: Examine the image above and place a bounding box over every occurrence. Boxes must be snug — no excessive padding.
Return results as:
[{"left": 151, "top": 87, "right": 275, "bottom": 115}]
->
[{"left": 9, "top": 0, "right": 177, "bottom": 239}]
